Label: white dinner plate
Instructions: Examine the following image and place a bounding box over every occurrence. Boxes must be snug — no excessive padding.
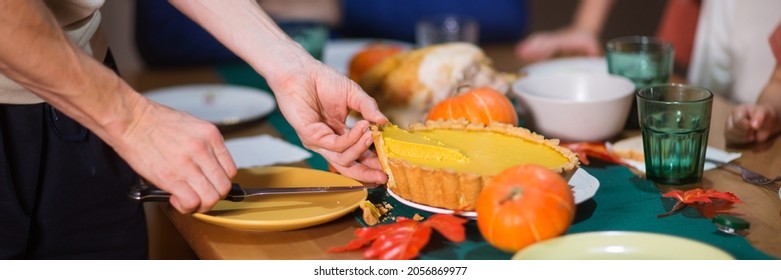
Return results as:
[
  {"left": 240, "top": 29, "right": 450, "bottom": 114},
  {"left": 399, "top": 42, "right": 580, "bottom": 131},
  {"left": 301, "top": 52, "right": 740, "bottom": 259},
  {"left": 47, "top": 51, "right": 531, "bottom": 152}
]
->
[
  {"left": 387, "top": 168, "right": 600, "bottom": 219},
  {"left": 322, "top": 38, "right": 413, "bottom": 75},
  {"left": 512, "top": 231, "right": 734, "bottom": 260},
  {"left": 521, "top": 57, "right": 608, "bottom": 76},
  {"left": 144, "top": 84, "right": 276, "bottom": 126}
]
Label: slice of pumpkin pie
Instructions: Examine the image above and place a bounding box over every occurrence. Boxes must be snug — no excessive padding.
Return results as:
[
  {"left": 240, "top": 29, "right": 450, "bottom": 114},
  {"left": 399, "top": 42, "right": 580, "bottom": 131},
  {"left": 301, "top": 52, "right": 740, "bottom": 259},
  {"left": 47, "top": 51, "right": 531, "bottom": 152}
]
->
[{"left": 371, "top": 119, "right": 579, "bottom": 211}]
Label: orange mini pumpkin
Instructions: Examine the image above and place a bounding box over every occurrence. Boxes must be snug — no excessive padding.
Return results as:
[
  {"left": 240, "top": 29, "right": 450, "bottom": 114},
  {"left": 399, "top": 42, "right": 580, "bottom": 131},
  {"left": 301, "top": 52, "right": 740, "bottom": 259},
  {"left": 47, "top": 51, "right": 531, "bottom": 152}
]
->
[
  {"left": 426, "top": 87, "right": 519, "bottom": 126},
  {"left": 348, "top": 43, "right": 404, "bottom": 82},
  {"left": 475, "top": 164, "right": 575, "bottom": 253}
]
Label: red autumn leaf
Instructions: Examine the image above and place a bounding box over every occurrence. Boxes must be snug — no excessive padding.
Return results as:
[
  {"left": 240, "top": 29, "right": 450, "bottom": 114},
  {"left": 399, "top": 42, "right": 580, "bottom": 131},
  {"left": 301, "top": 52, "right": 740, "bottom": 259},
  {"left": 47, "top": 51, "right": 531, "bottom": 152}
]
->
[
  {"left": 423, "top": 214, "right": 468, "bottom": 243},
  {"left": 328, "top": 214, "right": 468, "bottom": 260},
  {"left": 561, "top": 142, "right": 625, "bottom": 165},
  {"left": 364, "top": 220, "right": 431, "bottom": 260},
  {"left": 658, "top": 188, "right": 743, "bottom": 218}
]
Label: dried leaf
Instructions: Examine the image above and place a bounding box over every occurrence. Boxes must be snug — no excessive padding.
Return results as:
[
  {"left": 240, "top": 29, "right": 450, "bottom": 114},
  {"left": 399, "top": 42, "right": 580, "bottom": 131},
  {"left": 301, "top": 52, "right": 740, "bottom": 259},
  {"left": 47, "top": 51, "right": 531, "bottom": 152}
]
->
[
  {"left": 364, "top": 220, "right": 430, "bottom": 260},
  {"left": 423, "top": 214, "right": 468, "bottom": 243},
  {"left": 662, "top": 189, "right": 742, "bottom": 204},
  {"left": 328, "top": 214, "right": 467, "bottom": 260},
  {"left": 359, "top": 201, "right": 381, "bottom": 226},
  {"left": 561, "top": 142, "right": 625, "bottom": 165},
  {"left": 658, "top": 189, "right": 743, "bottom": 218}
]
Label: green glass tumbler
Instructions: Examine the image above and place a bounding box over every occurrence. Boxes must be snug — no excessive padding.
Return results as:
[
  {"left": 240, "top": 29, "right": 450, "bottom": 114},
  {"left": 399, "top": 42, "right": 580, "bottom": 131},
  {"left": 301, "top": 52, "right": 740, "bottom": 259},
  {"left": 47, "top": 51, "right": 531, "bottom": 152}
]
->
[
  {"left": 636, "top": 84, "right": 713, "bottom": 185},
  {"left": 278, "top": 21, "right": 329, "bottom": 61},
  {"left": 607, "top": 36, "right": 674, "bottom": 128}
]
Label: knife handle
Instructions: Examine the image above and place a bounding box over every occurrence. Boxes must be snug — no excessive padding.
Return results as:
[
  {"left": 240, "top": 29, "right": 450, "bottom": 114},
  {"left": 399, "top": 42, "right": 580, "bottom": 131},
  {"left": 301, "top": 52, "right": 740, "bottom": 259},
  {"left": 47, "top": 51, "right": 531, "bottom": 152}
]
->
[
  {"left": 128, "top": 184, "right": 172, "bottom": 202},
  {"left": 128, "top": 183, "right": 245, "bottom": 203}
]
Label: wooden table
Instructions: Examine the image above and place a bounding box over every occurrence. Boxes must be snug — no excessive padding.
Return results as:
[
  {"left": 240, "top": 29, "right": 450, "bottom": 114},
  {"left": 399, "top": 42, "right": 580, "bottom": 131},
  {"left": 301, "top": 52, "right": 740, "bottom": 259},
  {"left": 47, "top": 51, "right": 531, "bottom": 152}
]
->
[{"left": 135, "top": 45, "right": 781, "bottom": 260}]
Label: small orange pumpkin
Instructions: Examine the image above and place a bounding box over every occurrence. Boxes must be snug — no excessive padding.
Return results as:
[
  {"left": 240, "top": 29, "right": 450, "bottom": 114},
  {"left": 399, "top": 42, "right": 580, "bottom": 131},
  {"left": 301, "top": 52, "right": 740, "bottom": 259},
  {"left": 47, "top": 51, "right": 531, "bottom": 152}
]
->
[
  {"left": 426, "top": 87, "right": 519, "bottom": 126},
  {"left": 475, "top": 164, "right": 575, "bottom": 253},
  {"left": 348, "top": 43, "right": 404, "bottom": 82}
]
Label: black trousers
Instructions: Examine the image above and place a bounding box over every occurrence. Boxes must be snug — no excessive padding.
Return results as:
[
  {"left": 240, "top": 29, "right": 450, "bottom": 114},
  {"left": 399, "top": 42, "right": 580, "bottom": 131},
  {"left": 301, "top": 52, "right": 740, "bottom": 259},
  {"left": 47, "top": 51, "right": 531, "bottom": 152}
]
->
[{"left": 0, "top": 50, "right": 148, "bottom": 259}]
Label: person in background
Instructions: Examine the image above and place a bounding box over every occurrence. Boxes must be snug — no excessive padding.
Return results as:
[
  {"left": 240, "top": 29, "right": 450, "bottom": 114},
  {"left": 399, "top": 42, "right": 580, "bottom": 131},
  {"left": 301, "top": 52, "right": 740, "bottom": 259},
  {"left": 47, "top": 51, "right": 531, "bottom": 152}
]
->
[
  {"left": 514, "top": 0, "right": 615, "bottom": 63},
  {"left": 135, "top": 0, "right": 531, "bottom": 67},
  {"left": 517, "top": 0, "right": 700, "bottom": 76},
  {"left": 338, "top": 0, "right": 529, "bottom": 44},
  {"left": 138, "top": 0, "right": 664, "bottom": 68},
  {"left": 0, "top": 0, "right": 386, "bottom": 259},
  {"left": 688, "top": 0, "right": 781, "bottom": 105},
  {"left": 724, "top": 21, "right": 781, "bottom": 145},
  {"left": 135, "top": 0, "right": 342, "bottom": 67}
]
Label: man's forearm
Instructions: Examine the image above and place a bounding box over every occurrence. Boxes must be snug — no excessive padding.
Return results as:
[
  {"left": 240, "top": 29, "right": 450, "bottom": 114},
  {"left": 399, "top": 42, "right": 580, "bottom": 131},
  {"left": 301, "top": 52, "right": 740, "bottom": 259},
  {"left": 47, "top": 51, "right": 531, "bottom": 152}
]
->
[
  {"left": 168, "top": 0, "right": 314, "bottom": 83},
  {"left": 572, "top": 0, "right": 615, "bottom": 35},
  {"left": 0, "top": 0, "right": 143, "bottom": 146}
]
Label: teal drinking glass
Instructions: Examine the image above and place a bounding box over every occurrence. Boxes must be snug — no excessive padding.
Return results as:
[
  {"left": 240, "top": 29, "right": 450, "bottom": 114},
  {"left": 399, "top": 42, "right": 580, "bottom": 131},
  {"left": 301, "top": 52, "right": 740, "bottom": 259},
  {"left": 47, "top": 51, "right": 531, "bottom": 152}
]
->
[
  {"left": 636, "top": 84, "right": 713, "bottom": 185},
  {"left": 607, "top": 36, "right": 674, "bottom": 128},
  {"left": 277, "top": 21, "right": 329, "bottom": 60}
]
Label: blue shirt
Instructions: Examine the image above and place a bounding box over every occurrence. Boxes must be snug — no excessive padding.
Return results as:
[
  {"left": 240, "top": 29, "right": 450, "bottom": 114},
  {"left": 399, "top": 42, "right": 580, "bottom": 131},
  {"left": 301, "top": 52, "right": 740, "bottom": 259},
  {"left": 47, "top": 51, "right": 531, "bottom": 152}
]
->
[
  {"left": 339, "top": 0, "right": 529, "bottom": 43},
  {"left": 134, "top": 0, "right": 528, "bottom": 67}
]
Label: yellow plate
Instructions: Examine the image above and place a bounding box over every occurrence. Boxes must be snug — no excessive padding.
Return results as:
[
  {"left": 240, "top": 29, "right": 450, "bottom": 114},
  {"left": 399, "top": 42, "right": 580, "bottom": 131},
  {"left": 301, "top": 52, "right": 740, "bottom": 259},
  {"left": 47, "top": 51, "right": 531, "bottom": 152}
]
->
[
  {"left": 512, "top": 231, "right": 734, "bottom": 260},
  {"left": 192, "top": 166, "right": 367, "bottom": 231}
]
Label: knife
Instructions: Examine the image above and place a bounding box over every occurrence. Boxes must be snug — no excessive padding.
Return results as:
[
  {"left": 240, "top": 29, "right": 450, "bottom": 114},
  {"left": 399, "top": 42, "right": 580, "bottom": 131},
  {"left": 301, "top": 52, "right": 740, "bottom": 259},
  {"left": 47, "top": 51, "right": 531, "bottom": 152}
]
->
[{"left": 128, "top": 182, "right": 381, "bottom": 203}]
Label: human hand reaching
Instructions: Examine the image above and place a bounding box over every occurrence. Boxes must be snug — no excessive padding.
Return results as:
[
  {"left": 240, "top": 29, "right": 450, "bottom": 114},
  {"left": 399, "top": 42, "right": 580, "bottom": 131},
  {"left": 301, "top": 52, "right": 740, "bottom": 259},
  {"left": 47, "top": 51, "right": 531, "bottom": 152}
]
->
[
  {"left": 166, "top": 0, "right": 388, "bottom": 184},
  {"left": 268, "top": 58, "right": 389, "bottom": 184},
  {"left": 515, "top": 28, "right": 602, "bottom": 64}
]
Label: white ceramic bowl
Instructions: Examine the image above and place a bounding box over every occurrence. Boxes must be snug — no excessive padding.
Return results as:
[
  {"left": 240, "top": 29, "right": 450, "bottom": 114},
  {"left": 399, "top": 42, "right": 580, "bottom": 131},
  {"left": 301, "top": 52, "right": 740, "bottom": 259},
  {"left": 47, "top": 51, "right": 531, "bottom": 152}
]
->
[{"left": 511, "top": 73, "right": 636, "bottom": 142}]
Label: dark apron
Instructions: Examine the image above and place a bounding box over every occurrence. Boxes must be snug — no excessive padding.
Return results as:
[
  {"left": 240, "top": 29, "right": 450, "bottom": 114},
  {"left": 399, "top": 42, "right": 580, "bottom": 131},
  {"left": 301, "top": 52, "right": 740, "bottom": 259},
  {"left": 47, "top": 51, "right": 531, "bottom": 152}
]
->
[{"left": 0, "top": 49, "right": 148, "bottom": 259}]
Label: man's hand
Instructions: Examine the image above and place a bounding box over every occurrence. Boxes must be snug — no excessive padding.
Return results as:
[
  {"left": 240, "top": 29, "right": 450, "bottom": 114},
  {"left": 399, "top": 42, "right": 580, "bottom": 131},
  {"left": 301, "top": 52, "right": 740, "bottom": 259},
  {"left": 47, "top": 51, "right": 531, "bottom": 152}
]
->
[
  {"left": 110, "top": 99, "right": 237, "bottom": 213},
  {"left": 270, "top": 60, "right": 389, "bottom": 184}
]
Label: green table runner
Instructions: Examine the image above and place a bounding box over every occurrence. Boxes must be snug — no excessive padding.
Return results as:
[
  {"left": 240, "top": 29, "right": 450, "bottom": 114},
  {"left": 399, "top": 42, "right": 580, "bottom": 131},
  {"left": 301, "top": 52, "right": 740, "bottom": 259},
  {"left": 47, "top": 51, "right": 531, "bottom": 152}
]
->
[{"left": 215, "top": 63, "right": 774, "bottom": 260}]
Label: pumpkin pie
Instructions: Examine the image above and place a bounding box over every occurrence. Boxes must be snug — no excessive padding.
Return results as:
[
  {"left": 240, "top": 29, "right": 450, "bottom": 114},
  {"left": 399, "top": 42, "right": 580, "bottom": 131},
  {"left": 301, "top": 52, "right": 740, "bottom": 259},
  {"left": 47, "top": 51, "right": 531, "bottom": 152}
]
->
[{"left": 371, "top": 119, "right": 579, "bottom": 211}]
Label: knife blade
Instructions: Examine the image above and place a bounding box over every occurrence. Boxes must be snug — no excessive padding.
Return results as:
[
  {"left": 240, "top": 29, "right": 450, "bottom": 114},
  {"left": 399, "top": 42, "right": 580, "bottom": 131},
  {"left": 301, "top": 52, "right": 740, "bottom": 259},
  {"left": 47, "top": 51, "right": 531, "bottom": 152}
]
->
[{"left": 128, "top": 182, "right": 380, "bottom": 203}]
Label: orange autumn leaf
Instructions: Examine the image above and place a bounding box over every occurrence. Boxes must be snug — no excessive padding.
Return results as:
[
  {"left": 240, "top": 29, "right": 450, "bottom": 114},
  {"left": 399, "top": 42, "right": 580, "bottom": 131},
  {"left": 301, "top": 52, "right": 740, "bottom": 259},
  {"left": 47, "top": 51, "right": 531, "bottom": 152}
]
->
[
  {"left": 561, "top": 142, "right": 624, "bottom": 165},
  {"left": 662, "top": 189, "right": 742, "bottom": 204},
  {"left": 328, "top": 214, "right": 468, "bottom": 260},
  {"left": 658, "top": 189, "right": 743, "bottom": 218}
]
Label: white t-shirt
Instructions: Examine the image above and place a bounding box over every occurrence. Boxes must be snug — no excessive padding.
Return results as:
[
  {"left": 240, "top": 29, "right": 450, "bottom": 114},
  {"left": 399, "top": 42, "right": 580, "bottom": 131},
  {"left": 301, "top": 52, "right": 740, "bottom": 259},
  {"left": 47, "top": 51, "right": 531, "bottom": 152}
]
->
[
  {"left": 688, "top": 0, "right": 781, "bottom": 104},
  {"left": 0, "top": 0, "right": 105, "bottom": 104}
]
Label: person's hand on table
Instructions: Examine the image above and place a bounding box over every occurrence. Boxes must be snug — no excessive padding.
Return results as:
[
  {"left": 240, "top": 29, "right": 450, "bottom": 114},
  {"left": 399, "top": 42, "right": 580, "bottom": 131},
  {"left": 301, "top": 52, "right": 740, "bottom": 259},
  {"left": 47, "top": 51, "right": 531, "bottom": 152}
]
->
[
  {"left": 515, "top": 0, "right": 613, "bottom": 63},
  {"left": 268, "top": 57, "right": 390, "bottom": 184},
  {"left": 725, "top": 104, "right": 781, "bottom": 145},
  {"left": 515, "top": 28, "right": 602, "bottom": 63},
  {"left": 725, "top": 22, "right": 781, "bottom": 145}
]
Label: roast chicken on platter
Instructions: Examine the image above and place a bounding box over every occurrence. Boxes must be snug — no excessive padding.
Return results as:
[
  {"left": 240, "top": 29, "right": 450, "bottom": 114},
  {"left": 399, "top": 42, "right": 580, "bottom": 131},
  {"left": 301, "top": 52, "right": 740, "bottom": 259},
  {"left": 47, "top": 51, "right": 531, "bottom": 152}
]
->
[{"left": 352, "top": 42, "right": 520, "bottom": 128}]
